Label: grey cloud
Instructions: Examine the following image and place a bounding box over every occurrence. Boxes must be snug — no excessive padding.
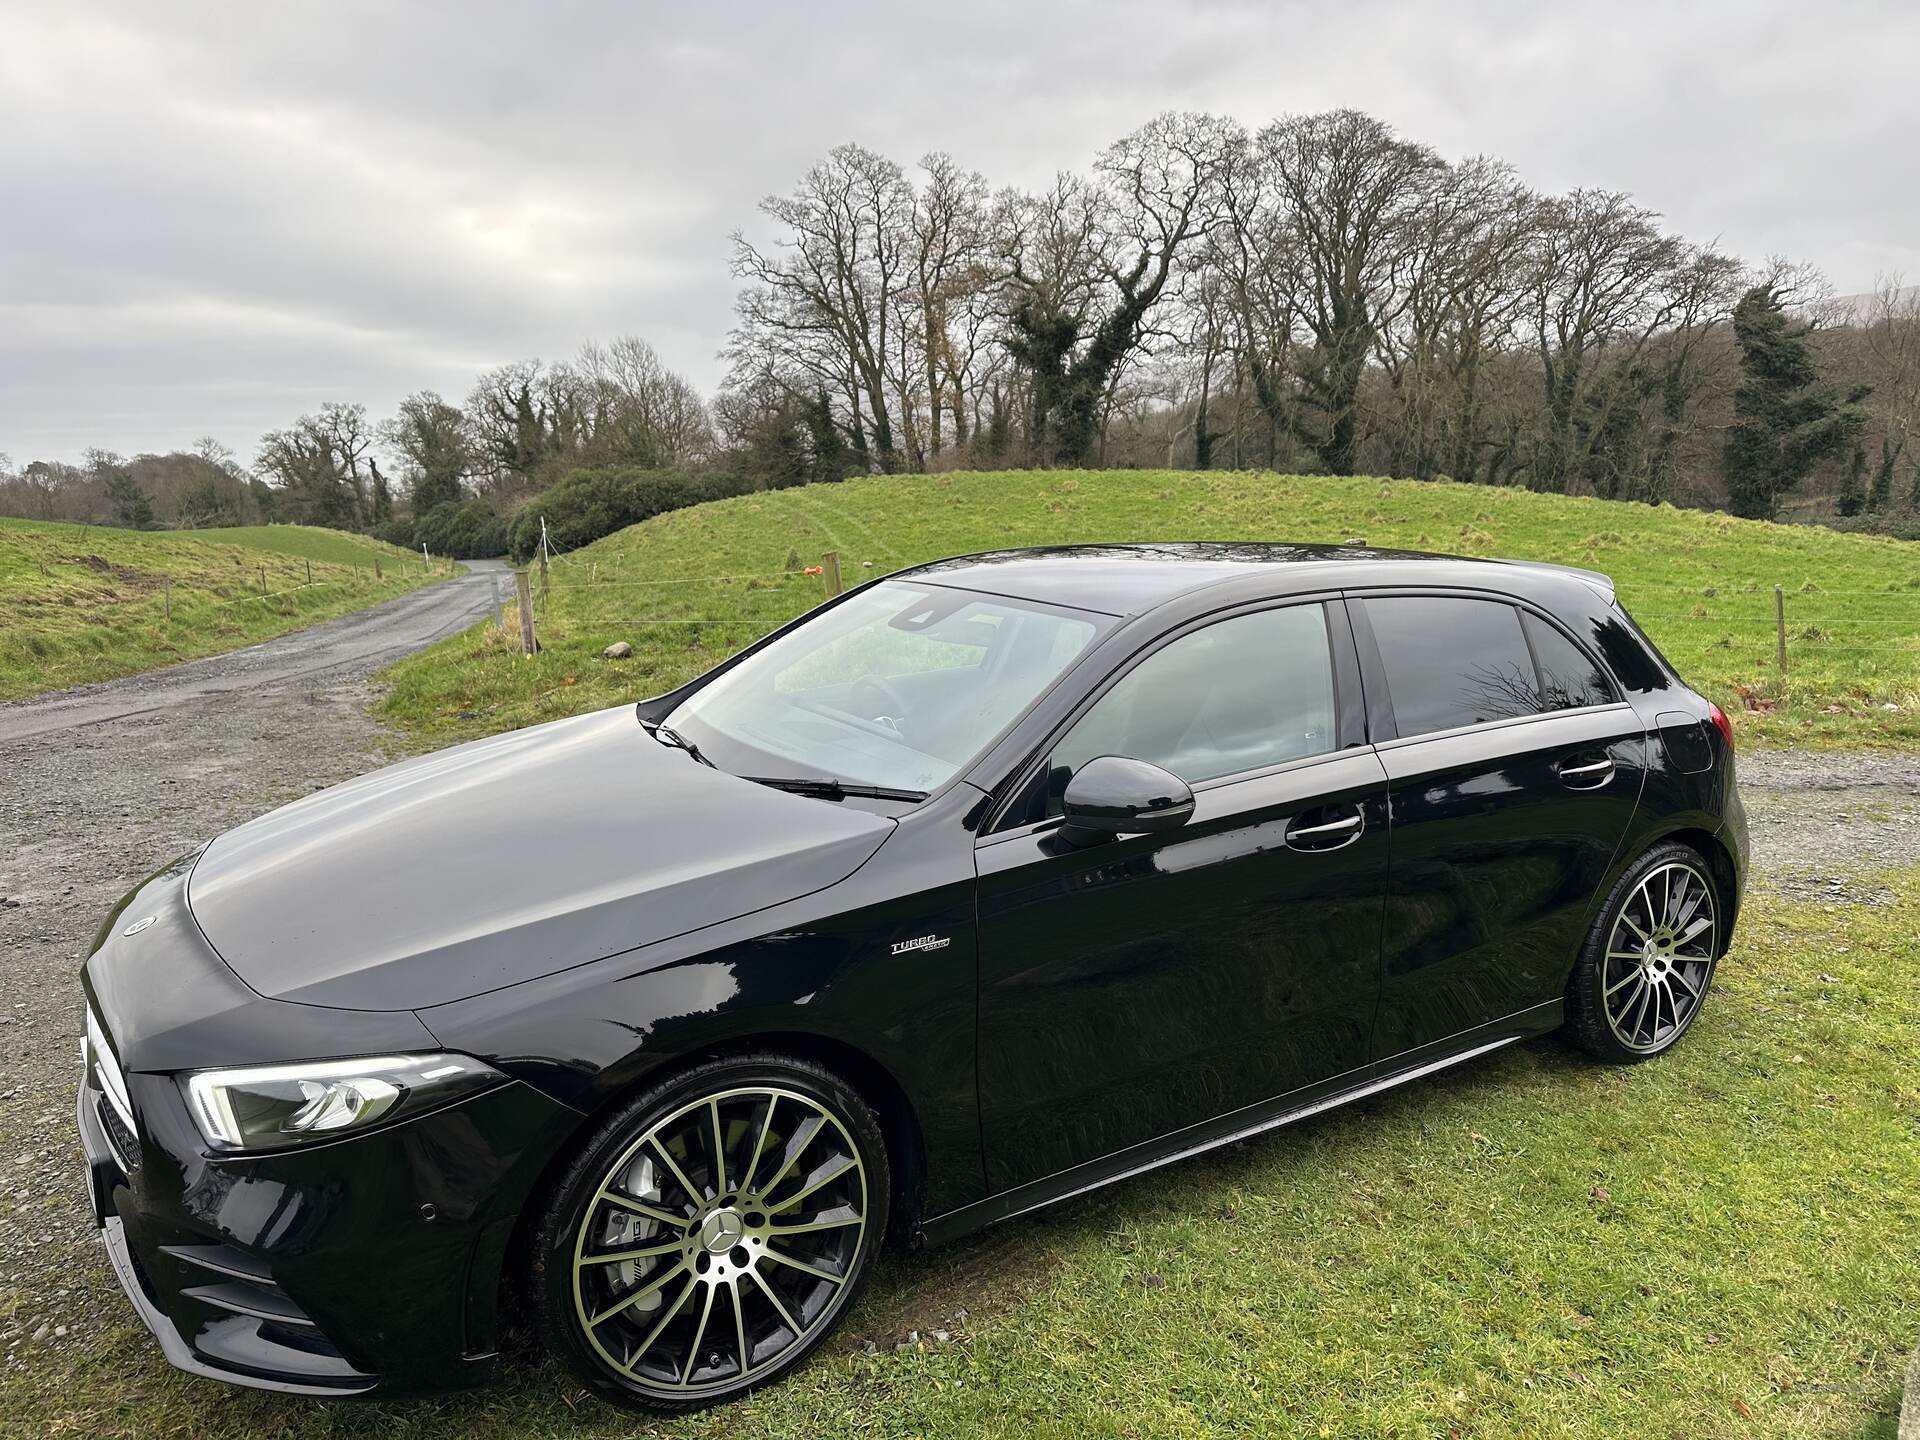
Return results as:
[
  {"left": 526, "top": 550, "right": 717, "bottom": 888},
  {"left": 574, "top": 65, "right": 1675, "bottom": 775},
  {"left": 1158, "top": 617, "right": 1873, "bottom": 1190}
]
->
[{"left": 3, "top": 0, "right": 1915, "bottom": 462}]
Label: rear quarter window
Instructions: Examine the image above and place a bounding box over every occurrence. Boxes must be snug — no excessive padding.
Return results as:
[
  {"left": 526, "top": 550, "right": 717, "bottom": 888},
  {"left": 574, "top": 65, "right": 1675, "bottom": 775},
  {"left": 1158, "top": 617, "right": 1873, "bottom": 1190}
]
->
[{"left": 1523, "top": 612, "right": 1617, "bottom": 710}]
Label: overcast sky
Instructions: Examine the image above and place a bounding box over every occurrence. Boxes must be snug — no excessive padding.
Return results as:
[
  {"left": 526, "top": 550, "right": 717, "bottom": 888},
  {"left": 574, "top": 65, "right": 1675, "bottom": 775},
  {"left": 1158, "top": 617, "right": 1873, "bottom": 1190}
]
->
[{"left": 5, "top": 0, "right": 1917, "bottom": 465}]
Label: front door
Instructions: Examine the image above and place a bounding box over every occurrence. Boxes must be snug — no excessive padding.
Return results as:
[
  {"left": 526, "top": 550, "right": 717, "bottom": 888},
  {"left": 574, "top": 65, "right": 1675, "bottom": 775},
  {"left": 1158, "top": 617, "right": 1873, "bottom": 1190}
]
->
[
  {"left": 1349, "top": 593, "right": 1649, "bottom": 1060},
  {"left": 973, "top": 601, "right": 1389, "bottom": 1194}
]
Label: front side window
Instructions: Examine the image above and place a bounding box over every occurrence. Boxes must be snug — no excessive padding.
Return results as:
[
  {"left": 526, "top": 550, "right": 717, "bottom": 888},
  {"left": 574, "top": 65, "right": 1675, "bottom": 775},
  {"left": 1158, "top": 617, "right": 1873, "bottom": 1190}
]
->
[
  {"left": 666, "top": 582, "right": 1105, "bottom": 793},
  {"left": 1364, "top": 596, "right": 1539, "bottom": 737},
  {"left": 1045, "top": 604, "right": 1337, "bottom": 812}
]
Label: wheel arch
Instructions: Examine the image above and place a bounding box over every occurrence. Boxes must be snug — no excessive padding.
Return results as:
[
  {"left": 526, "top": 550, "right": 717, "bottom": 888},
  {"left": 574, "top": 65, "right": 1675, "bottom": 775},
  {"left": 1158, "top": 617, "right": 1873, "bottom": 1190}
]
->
[
  {"left": 494, "top": 1028, "right": 929, "bottom": 1327},
  {"left": 1639, "top": 823, "right": 1742, "bottom": 955},
  {"left": 1557, "top": 820, "right": 1742, "bottom": 1006}
]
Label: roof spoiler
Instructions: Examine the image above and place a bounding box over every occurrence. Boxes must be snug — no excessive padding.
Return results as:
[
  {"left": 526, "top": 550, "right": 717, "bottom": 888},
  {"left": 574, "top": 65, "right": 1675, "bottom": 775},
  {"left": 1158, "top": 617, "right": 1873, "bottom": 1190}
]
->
[{"left": 1500, "top": 558, "right": 1617, "bottom": 602}]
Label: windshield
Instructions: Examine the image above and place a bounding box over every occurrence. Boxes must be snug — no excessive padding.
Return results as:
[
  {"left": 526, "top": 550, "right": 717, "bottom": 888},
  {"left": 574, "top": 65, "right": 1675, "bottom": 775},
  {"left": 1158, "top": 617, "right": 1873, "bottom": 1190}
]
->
[{"left": 664, "top": 581, "right": 1107, "bottom": 794}]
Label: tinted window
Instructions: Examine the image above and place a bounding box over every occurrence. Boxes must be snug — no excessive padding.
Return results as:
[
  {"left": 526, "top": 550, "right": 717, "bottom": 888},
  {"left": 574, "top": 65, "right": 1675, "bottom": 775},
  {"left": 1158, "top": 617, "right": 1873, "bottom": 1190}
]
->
[
  {"left": 1365, "top": 597, "right": 1537, "bottom": 737},
  {"left": 1048, "top": 605, "right": 1335, "bottom": 807},
  {"left": 1524, "top": 612, "right": 1615, "bottom": 711}
]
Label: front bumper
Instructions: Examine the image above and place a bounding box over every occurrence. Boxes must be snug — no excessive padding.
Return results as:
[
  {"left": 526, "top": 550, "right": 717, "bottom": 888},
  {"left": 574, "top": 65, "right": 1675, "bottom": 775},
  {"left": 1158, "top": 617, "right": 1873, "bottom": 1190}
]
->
[{"left": 78, "top": 1046, "right": 575, "bottom": 1396}]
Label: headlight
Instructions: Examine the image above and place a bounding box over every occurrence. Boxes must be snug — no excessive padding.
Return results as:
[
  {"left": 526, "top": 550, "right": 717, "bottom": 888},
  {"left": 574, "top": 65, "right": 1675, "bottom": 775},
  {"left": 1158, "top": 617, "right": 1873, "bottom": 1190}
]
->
[{"left": 180, "top": 1053, "right": 504, "bottom": 1152}]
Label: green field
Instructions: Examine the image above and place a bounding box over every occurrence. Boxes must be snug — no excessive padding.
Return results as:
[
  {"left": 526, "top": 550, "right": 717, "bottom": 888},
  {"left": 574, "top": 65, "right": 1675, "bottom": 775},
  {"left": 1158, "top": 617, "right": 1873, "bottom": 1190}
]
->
[
  {"left": 377, "top": 469, "right": 1920, "bottom": 750},
  {"left": 181, "top": 524, "right": 437, "bottom": 568},
  {"left": 10, "top": 866, "right": 1916, "bottom": 1438},
  {"left": 0, "top": 519, "right": 452, "bottom": 701}
]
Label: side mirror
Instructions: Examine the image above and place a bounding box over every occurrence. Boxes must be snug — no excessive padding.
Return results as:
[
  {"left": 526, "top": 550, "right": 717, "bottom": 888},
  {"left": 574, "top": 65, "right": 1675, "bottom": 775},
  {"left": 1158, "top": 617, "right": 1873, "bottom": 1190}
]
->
[{"left": 1059, "top": 756, "right": 1195, "bottom": 846}]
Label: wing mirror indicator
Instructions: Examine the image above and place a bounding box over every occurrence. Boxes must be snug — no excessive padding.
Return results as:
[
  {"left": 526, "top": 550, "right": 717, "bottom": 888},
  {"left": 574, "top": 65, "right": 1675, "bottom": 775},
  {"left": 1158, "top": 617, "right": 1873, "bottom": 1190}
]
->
[{"left": 1059, "top": 755, "right": 1195, "bottom": 846}]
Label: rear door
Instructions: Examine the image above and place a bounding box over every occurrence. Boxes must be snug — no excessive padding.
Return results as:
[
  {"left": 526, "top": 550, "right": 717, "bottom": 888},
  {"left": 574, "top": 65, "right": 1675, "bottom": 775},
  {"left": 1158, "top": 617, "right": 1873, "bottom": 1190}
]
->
[
  {"left": 973, "top": 599, "right": 1389, "bottom": 1193},
  {"left": 1349, "top": 592, "right": 1649, "bottom": 1061}
]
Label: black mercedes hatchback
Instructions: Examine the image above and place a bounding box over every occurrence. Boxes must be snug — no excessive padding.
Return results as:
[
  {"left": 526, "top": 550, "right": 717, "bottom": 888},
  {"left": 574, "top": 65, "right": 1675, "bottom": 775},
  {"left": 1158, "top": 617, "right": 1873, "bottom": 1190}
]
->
[{"left": 79, "top": 543, "right": 1748, "bottom": 1412}]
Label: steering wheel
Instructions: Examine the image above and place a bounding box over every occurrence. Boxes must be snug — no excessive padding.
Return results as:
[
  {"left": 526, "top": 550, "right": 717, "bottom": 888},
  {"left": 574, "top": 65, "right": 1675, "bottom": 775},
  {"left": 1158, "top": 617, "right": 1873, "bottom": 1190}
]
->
[{"left": 849, "top": 671, "right": 910, "bottom": 726}]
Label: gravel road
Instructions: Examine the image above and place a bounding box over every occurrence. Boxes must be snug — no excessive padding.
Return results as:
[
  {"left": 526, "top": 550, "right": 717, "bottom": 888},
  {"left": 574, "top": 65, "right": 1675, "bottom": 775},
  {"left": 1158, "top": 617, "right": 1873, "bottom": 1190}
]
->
[{"left": 2, "top": 606, "right": 1916, "bottom": 1375}]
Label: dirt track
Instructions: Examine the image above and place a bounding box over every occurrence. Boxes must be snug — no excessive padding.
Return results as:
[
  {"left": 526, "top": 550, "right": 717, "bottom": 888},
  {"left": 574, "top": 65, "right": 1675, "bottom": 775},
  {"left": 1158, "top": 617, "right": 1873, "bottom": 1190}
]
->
[{"left": 1, "top": 585, "right": 1917, "bottom": 1369}]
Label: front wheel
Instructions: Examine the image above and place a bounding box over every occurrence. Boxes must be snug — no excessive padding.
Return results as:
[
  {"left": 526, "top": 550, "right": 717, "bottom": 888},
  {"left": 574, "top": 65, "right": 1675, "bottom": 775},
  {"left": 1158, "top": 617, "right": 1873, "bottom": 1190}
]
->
[
  {"left": 1567, "top": 842, "right": 1721, "bottom": 1064},
  {"left": 528, "top": 1053, "right": 888, "bottom": 1414}
]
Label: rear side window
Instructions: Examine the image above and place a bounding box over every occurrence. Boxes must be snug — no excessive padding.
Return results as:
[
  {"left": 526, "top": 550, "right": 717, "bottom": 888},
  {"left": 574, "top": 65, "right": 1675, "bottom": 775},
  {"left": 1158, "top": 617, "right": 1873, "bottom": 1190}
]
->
[
  {"left": 1364, "top": 597, "right": 1538, "bottom": 737},
  {"left": 1524, "top": 612, "right": 1616, "bottom": 711}
]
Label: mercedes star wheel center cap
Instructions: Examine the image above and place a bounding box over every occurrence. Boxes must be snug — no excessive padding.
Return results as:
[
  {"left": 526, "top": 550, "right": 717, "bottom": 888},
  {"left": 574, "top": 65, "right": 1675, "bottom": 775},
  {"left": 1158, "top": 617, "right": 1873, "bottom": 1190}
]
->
[{"left": 700, "top": 1210, "right": 744, "bottom": 1253}]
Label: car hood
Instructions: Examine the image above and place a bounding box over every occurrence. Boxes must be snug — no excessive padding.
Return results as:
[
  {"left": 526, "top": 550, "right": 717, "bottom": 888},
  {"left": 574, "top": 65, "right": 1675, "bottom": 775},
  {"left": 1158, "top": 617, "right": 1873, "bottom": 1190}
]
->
[{"left": 186, "top": 706, "right": 895, "bottom": 1010}]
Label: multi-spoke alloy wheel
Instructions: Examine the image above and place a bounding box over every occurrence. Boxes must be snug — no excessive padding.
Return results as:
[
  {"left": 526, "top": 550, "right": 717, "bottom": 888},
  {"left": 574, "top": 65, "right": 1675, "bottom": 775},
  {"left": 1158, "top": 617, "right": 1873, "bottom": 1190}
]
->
[
  {"left": 1569, "top": 843, "right": 1722, "bottom": 1063},
  {"left": 532, "top": 1056, "right": 886, "bottom": 1413}
]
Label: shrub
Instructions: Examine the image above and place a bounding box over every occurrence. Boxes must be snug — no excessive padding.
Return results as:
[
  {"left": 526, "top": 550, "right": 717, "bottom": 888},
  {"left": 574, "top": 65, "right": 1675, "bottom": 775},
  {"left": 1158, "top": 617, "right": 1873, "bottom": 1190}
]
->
[
  {"left": 415, "top": 498, "right": 509, "bottom": 559},
  {"left": 1820, "top": 512, "right": 1920, "bottom": 542},
  {"left": 505, "top": 468, "right": 748, "bottom": 562},
  {"left": 371, "top": 516, "right": 417, "bottom": 549}
]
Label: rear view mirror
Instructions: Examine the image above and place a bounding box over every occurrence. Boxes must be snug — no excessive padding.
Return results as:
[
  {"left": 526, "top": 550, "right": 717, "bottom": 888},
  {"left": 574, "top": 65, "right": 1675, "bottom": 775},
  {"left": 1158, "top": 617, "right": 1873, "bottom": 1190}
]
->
[{"left": 1060, "top": 756, "right": 1195, "bottom": 846}]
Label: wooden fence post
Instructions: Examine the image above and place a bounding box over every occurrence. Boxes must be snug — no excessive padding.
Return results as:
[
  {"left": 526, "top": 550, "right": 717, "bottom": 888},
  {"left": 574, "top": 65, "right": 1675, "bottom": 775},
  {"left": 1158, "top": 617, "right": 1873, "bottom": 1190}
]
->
[
  {"left": 821, "top": 551, "right": 843, "bottom": 598},
  {"left": 163, "top": 576, "right": 172, "bottom": 623},
  {"left": 374, "top": 555, "right": 383, "bottom": 581},
  {"left": 1774, "top": 584, "right": 1787, "bottom": 678},
  {"left": 305, "top": 558, "right": 312, "bottom": 585},
  {"left": 515, "top": 569, "right": 538, "bottom": 656},
  {"left": 259, "top": 565, "right": 268, "bottom": 596}
]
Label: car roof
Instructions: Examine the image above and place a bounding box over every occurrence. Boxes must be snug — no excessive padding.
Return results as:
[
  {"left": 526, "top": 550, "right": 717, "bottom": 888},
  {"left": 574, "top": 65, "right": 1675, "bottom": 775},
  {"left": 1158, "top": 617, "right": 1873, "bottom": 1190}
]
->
[{"left": 900, "top": 542, "right": 1614, "bottom": 617}]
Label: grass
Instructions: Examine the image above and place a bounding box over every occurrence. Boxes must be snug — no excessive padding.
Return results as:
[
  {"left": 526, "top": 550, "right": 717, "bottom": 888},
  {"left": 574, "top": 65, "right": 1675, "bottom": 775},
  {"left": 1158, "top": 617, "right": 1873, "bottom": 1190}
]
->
[
  {"left": 180, "top": 525, "right": 439, "bottom": 568},
  {"left": 0, "top": 518, "right": 454, "bottom": 701},
  {"left": 7, "top": 865, "right": 1917, "bottom": 1438},
  {"left": 373, "top": 470, "right": 1920, "bottom": 751}
]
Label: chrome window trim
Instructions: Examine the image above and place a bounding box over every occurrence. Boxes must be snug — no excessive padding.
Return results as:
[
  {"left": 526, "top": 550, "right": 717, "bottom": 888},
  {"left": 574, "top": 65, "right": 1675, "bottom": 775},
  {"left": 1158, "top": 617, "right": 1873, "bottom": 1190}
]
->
[{"left": 1369, "top": 700, "right": 1640, "bottom": 755}]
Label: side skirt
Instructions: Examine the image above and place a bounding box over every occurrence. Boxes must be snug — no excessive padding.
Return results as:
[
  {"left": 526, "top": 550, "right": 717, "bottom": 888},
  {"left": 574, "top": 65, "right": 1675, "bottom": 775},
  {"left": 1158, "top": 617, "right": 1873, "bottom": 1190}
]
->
[{"left": 915, "top": 999, "right": 1563, "bottom": 1248}]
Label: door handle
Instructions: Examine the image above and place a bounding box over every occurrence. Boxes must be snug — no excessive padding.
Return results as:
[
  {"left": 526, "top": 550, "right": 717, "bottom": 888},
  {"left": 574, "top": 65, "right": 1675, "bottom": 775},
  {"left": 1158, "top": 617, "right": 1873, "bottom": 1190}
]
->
[
  {"left": 1557, "top": 755, "right": 1615, "bottom": 789},
  {"left": 1284, "top": 810, "right": 1363, "bottom": 852}
]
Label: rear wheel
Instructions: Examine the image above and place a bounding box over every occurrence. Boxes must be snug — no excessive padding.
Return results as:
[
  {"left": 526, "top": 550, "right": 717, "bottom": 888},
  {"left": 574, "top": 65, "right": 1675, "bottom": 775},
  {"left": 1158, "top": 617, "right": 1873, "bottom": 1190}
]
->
[
  {"left": 529, "top": 1053, "right": 888, "bottom": 1413},
  {"left": 1567, "top": 842, "right": 1720, "bottom": 1063}
]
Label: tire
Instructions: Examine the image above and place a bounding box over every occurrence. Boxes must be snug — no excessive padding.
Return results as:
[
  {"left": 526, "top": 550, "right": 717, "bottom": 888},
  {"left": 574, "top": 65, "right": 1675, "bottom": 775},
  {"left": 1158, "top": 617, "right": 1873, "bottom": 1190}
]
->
[
  {"left": 527, "top": 1052, "right": 889, "bottom": 1414},
  {"left": 1567, "top": 841, "right": 1722, "bottom": 1064}
]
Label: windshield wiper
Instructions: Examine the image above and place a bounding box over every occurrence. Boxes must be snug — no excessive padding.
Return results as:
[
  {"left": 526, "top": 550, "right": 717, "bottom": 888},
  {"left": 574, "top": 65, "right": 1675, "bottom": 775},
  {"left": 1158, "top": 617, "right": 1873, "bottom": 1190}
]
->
[
  {"left": 642, "top": 721, "right": 714, "bottom": 768},
  {"left": 744, "top": 775, "right": 929, "bottom": 803}
]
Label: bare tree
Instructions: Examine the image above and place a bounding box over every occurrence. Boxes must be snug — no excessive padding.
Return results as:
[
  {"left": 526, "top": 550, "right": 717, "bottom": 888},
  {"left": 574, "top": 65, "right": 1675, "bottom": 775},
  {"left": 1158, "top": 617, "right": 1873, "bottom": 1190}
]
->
[
  {"left": 1373, "top": 157, "right": 1537, "bottom": 481},
  {"left": 1524, "top": 191, "right": 1693, "bottom": 492},
  {"left": 1859, "top": 276, "right": 1920, "bottom": 496},
  {"left": 464, "top": 360, "right": 592, "bottom": 493},
  {"left": 577, "top": 335, "right": 715, "bottom": 468},
  {"left": 381, "top": 391, "right": 473, "bottom": 512},
  {"left": 1000, "top": 111, "right": 1240, "bottom": 465},
  {"left": 313, "top": 402, "right": 373, "bottom": 520},
  {"left": 729, "top": 145, "right": 917, "bottom": 472},
  {"left": 1256, "top": 110, "right": 1444, "bottom": 474}
]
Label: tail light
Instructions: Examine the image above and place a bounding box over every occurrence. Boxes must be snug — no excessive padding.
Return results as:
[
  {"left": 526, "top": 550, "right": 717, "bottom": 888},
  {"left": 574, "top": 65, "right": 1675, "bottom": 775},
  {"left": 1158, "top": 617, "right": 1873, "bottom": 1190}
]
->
[{"left": 1706, "top": 701, "right": 1734, "bottom": 752}]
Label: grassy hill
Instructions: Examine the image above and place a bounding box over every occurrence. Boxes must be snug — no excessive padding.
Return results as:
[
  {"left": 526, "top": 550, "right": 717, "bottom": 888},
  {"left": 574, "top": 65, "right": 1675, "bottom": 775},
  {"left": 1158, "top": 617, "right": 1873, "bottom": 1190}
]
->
[
  {"left": 379, "top": 470, "right": 1920, "bottom": 750},
  {"left": 0, "top": 519, "right": 452, "bottom": 701},
  {"left": 177, "top": 523, "right": 432, "bottom": 568}
]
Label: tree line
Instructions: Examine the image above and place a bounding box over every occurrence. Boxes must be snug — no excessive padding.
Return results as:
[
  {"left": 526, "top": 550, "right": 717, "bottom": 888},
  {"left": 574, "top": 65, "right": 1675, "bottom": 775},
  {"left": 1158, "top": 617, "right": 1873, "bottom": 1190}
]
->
[
  {"left": 4, "top": 108, "right": 1917, "bottom": 549},
  {"left": 720, "top": 110, "right": 1914, "bottom": 525}
]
